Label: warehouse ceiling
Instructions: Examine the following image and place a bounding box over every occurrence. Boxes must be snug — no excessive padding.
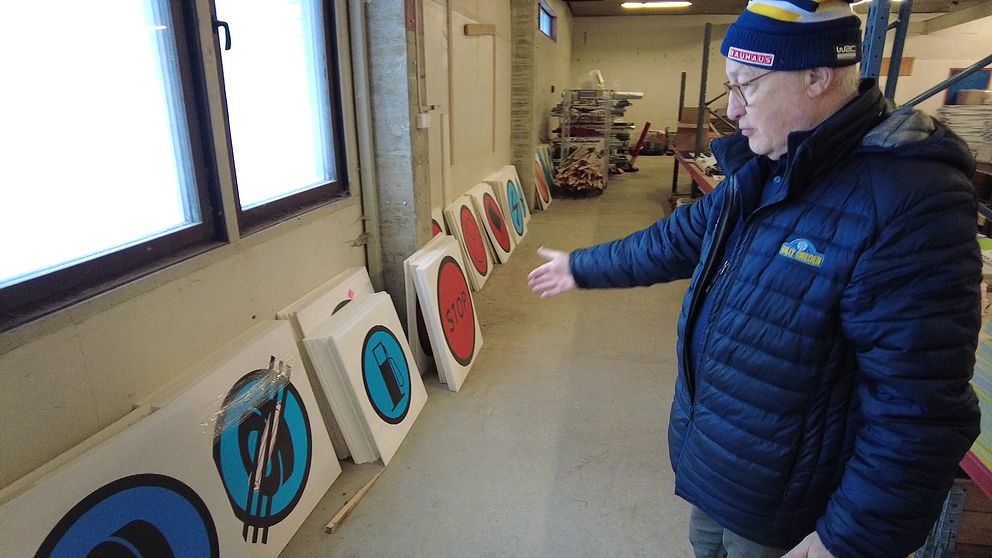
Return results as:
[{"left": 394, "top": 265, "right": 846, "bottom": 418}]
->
[{"left": 564, "top": 0, "right": 992, "bottom": 16}]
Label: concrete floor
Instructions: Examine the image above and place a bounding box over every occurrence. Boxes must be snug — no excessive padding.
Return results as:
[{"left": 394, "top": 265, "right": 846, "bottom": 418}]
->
[{"left": 283, "top": 156, "right": 695, "bottom": 557}]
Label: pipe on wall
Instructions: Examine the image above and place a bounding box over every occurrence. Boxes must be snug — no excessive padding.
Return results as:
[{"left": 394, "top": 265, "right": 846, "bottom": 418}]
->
[{"left": 348, "top": 0, "right": 385, "bottom": 290}]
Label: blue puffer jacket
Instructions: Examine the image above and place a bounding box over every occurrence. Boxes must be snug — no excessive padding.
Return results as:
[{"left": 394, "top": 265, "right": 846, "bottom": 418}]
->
[{"left": 569, "top": 83, "right": 981, "bottom": 557}]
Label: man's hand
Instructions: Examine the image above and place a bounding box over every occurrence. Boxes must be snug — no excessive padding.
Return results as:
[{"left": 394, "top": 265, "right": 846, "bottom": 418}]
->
[
  {"left": 527, "top": 247, "right": 577, "bottom": 298},
  {"left": 782, "top": 532, "right": 836, "bottom": 558}
]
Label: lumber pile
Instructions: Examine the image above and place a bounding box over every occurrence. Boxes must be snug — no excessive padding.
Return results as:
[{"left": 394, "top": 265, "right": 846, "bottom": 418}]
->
[{"left": 555, "top": 147, "right": 606, "bottom": 191}]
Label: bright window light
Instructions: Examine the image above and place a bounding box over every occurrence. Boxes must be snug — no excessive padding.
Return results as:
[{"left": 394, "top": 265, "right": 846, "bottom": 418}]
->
[
  {"left": 0, "top": 0, "right": 198, "bottom": 288},
  {"left": 621, "top": 1, "right": 694, "bottom": 8},
  {"left": 216, "top": 0, "right": 336, "bottom": 210}
]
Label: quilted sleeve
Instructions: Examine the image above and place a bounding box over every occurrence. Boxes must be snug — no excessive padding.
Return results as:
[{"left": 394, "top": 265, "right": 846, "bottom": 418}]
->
[
  {"left": 568, "top": 186, "right": 720, "bottom": 289},
  {"left": 822, "top": 170, "right": 981, "bottom": 558}
]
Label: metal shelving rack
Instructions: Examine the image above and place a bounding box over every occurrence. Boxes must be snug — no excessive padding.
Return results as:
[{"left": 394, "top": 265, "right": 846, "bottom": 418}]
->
[
  {"left": 609, "top": 94, "right": 640, "bottom": 173},
  {"left": 551, "top": 88, "right": 613, "bottom": 188}
]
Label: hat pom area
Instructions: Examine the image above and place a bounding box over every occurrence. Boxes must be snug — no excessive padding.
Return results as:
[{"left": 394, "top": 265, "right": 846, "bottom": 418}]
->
[{"left": 720, "top": 0, "right": 862, "bottom": 71}]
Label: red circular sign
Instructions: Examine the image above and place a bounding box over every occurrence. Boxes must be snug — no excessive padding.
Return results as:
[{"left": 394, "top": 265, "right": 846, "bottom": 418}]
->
[
  {"left": 459, "top": 205, "right": 488, "bottom": 277},
  {"left": 431, "top": 219, "right": 443, "bottom": 237},
  {"left": 482, "top": 193, "right": 511, "bottom": 253},
  {"left": 436, "top": 256, "right": 476, "bottom": 365},
  {"left": 534, "top": 161, "right": 551, "bottom": 203}
]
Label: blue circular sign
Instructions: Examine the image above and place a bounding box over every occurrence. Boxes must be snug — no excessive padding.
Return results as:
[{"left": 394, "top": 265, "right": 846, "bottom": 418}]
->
[
  {"left": 37, "top": 474, "right": 219, "bottom": 558},
  {"left": 213, "top": 367, "right": 312, "bottom": 544},
  {"left": 362, "top": 325, "right": 412, "bottom": 424},
  {"left": 507, "top": 181, "right": 525, "bottom": 235}
]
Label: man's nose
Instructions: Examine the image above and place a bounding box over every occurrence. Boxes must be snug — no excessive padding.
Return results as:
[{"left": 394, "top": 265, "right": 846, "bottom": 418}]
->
[{"left": 726, "top": 91, "right": 745, "bottom": 121}]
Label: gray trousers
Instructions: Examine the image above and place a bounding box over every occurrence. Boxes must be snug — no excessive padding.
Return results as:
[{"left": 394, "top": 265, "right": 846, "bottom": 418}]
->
[{"left": 689, "top": 507, "right": 790, "bottom": 558}]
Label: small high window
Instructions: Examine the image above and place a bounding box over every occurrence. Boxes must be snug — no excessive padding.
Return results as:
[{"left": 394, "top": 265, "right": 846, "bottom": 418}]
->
[{"left": 538, "top": 1, "right": 557, "bottom": 41}]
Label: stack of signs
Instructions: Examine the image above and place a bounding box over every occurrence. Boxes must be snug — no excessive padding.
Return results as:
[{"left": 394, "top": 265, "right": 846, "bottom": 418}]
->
[
  {"left": 534, "top": 144, "right": 555, "bottom": 210},
  {"left": 431, "top": 207, "right": 446, "bottom": 236},
  {"left": 150, "top": 320, "right": 340, "bottom": 557},
  {"left": 278, "top": 267, "right": 375, "bottom": 339},
  {"left": 302, "top": 292, "right": 428, "bottom": 466},
  {"left": 444, "top": 196, "right": 492, "bottom": 291},
  {"left": 467, "top": 182, "right": 514, "bottom": 263},
  {"left": 277, "top": 267, "right": 376, "bottom": 460},
  {"left": 485, "top": 165, "right": 528, "bottom": 246},
  {"left": 1, "top": 320, "right": 338, "bottom": 557},
  {"left": 405, "top": 233, "right": 450, "bottom": 378},
  {"left": 409, "top": 236, "right": 484, "bottom": 392},
  {"left": 0, "top": 405, "right": 249, "bottom": 557}
]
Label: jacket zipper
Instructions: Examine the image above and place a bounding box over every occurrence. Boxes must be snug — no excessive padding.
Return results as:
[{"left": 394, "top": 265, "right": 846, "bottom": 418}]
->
[
  {"left": 680, "top": 179, "right": 739, "bottom": 401},
  {"left": 694, "top": 191, "right": 786, "bottom": 376}
]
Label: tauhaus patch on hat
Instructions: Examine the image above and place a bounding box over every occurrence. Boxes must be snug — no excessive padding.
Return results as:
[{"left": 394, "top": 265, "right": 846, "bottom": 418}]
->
[{"left": 721, "top": 0, "right": 863, "bottom": 71}]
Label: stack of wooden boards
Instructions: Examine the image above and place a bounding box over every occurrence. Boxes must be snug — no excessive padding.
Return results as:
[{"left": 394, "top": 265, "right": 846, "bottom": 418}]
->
[{"left": 555, "top": 146, "right": 606, "bottom": 191}]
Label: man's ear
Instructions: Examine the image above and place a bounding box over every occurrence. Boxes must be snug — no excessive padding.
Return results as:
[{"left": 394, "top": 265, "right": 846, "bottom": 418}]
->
[{"left": 804, "top": 67, "right": 834, "bottom": 98}]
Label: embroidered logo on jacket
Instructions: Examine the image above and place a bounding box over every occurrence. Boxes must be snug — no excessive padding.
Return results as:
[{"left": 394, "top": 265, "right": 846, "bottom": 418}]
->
[{"left": 779, "top": 238, "right": 824, "bottom": 268}]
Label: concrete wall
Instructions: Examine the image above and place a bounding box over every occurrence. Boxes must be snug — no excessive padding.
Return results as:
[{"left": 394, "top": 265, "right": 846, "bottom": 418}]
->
[
  {"left": 0, "top": 0, "right": 366, "bottom": 488},
  {"left": 572, "top": 16, "right": 736, "bottom": 133},
  {"left": 879, "top": 14, "right": 992, "bottom": 116},
  {"left": 533, "top": 0, "right": 573, "bottom": 143}
]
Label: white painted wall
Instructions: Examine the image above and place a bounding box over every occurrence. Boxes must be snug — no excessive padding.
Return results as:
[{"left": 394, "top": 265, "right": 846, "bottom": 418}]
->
[
  {"left": 534, "top": 0, "right": 573, "bottom": 143},
  {"left": 878, "top": 15, "right": 992, "bottom": 116},
  {"left": 0, "top": 0, "right": 366, "bottom": 488},
  {"left": 422, "top": 0, "right": 513, "bottom": 209},
  {"left": 572, "top": 16, "right": 737, "bottom": 133},
  {"left": 422, "top": 0, "right": 572, "bottom": 207}
]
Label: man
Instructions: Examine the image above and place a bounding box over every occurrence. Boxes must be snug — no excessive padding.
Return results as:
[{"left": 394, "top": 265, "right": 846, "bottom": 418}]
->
[{"left": 528, "top": 1, "right": 982, "bottom": 556}]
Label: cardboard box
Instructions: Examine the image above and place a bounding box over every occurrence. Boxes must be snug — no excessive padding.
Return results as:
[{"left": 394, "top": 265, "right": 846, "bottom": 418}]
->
[
  {"left": 674, "top": 123, "right": 721, "bottom": 152},
  {"left": 679, "top": 106, "right": 711, "bottom": 126},
  {"left": 957, "top": 89, "right": 992, "bottom": 106}
]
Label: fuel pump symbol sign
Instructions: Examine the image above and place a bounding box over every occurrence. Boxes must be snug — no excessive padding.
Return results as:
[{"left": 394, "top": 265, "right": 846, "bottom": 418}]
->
[{"left": 361, "top": 326, "right": 412, "bottom": 424}]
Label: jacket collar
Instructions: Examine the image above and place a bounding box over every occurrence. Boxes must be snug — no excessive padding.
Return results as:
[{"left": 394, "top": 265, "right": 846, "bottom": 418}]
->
[{"left": 712, "top": 80, "right": 888, "bottom": 186}]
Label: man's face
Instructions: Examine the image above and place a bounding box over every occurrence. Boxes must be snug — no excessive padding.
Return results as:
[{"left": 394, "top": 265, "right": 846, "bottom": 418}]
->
[{"left": 724, "top": 60, "right": 811, "bottom": 160}]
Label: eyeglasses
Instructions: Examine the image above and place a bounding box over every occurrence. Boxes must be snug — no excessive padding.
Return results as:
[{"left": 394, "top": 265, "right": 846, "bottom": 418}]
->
[{"left": 723, "top": 71, "right": 774, "bottom": 106}]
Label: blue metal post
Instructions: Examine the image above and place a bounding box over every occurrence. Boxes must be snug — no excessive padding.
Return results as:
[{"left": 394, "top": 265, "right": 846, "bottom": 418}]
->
[
  {"left": 862, "top": 0, "right": 892, "bottom": 80},
  {"left": 884, "top": 0, "right": 913, "bottom": 100}
]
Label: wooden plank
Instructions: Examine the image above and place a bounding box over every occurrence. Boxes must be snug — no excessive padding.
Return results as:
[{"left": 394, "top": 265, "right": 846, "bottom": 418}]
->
[
  {"left": 959, "top": 478, "right": 992, "bottom": 513},
  {"left": 447, "top": 1, "right": 455, "bottom": 165},
  {"left": 962, "top": 452, "right": 992, "bottom": 501},
  {"left": 912, "top": 1, "right": 992, "bottom": 35},
  {"left": 959, "top": 510, "right": 992, "bottom": 546},
  {"left": 881, "top": 56, "right": 914, "bottom": 77},
  {"left": 674, "top": 151, "right": 718, "bottom": 194},
  {"left": 464, "top": 23, "right": 496, "bottom": 36},
  {"left": 326, "top": 470, "right": 385, "bottom": 534}
]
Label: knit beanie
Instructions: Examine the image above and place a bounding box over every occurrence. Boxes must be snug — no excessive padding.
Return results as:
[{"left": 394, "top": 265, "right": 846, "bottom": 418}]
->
[{"left": 720, "top": 0, "right": 862, "bottom": 71}]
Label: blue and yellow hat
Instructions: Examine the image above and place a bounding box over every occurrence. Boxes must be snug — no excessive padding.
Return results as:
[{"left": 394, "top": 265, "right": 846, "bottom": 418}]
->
[{"left": 721, "top": 0, "right": 862, "bottom": 71}]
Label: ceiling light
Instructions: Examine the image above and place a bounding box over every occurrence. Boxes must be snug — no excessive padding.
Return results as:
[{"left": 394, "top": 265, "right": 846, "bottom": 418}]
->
[{"left": 621, "top": 1, "right": 693, "bottom": 8}]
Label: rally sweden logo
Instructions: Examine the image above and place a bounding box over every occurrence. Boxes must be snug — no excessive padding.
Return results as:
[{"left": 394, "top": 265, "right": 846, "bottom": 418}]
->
[{"left": 779, "top": 238, "right": 824, "bottom": 268}]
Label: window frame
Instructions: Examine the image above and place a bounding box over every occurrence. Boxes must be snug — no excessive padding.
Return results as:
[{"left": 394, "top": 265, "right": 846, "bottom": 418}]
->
[
  {"left": 538, "top": 1, "right": 557, "bottom": 41},
  {"left": 0, "top": 0, "right": 226, "bottom": 334},
  {"left": 215, "top": 0, "right": 351, "bottom": 235}
]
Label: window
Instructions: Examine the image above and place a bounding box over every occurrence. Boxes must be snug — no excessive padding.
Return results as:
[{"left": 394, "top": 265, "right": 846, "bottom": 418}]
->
[
  {"left": 539, "top": 1, "right": 557, "bottom": 41},
  {"left": 0, "top": 0, "right": 221, "bottom": 331},
  {"left": 215, "top": 0, "right": 348, "bottom": 232},
  {"left": 1, "top": 0, "right": 350, "bottom": 333}
]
